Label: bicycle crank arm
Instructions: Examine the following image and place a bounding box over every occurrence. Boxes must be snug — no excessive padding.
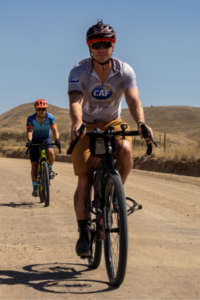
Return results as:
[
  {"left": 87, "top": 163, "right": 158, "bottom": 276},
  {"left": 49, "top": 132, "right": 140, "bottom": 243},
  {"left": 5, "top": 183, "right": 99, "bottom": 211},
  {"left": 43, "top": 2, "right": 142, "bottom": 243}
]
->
[{"left": 89, "top": 207, "right": 102, "bottom": 216}]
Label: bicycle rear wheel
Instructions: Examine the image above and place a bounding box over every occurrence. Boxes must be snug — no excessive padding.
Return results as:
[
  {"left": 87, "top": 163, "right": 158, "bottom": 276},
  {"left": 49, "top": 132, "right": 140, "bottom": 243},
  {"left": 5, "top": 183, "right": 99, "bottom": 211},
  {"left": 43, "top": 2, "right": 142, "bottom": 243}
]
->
[
  {"left": 88, "top": 186, "right": 103, "bottom": 268},
  {"left": 42, "top": 161, "right": 50, "bottom": 207},
  {"left": 104, "top": 174, "right": 128, "bottom": 286},
  {"left": 88, "top": 223, "right": 103, "bottom": 268}
]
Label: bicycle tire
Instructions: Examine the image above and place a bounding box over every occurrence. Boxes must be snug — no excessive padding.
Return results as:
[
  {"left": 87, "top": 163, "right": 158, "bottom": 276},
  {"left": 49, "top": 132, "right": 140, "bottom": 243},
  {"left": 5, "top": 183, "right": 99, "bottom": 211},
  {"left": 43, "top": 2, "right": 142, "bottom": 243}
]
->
[
  {"left": 42, "top": 161, "right": 50, "bottom": 207},
  {"left": 88, "top": 185, "right": 103, "bottom": 268},
  {"left": 104, "top": 174, "right": 128, "bottom": 286},
  {"left": 88, "top": 232, "right": 102, "bottom": 268},
  {"left": 37, "top": 168, "right": 44, "bottom": 203},
  {"left": 39, "top": 188, "right": 43, "bottom": 203}
]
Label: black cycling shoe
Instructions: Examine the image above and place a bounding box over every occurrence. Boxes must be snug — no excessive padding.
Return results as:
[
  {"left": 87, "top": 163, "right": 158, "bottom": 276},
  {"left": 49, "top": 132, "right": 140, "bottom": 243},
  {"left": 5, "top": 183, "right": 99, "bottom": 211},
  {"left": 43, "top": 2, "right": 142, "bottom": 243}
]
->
[
  {"left": 32, "top": 188, "right": 39, "bottom": 197},
  {"left": 76, "top": 231, "right": 91, "bottom": 259}
]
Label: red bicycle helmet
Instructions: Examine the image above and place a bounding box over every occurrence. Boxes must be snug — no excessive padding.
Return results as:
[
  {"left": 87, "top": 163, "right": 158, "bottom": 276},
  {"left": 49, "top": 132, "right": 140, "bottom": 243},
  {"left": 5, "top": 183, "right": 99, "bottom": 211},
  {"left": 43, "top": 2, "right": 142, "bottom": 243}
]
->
[
  {"left": 34, "top": 99, "right": 48, "bottom": 108},
  {"left": 86, "top": 20, "right": 116, "bottom": 46}
]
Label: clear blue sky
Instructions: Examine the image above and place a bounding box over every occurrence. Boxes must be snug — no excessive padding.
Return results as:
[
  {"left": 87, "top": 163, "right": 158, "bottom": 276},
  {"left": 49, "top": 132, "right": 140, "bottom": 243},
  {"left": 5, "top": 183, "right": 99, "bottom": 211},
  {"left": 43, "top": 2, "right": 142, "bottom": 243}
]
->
[{"left": 0, "top": 0, "right": 200, "bottom": 114}]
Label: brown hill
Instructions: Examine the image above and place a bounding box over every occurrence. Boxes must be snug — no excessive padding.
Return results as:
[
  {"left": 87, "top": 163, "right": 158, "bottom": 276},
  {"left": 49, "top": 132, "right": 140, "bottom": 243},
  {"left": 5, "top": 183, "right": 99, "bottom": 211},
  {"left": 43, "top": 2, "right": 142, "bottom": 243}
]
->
[
  {"left": 0, "top": 104, "right": 199, "bottom": 144},
  {"left": 0, "top": 103, "right": 71, "bottom": 134},
  {"left": 122, "top": 106, "right": 200, "bottom": 144}
]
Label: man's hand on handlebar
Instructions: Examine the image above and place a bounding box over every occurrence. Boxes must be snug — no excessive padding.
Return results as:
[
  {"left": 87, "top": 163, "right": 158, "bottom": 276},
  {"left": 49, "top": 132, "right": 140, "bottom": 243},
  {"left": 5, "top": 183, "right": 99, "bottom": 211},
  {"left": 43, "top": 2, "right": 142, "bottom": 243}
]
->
[
  {"left": 71, "top": 120, "right": 86, "bottom": 142},
  {"left": 138, "top": 122, "right": 154, "bottom": 144}
]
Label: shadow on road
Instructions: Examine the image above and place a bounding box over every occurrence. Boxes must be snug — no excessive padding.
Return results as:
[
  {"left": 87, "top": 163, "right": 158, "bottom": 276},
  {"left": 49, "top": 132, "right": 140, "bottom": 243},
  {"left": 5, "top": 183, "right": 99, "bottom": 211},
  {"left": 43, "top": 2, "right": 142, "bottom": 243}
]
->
[
  {"left": 0, "top": 201, "right": 34, "bottom": 208},
  {"left": 0, "top": 262, "right": 118, "bottom": 294}
]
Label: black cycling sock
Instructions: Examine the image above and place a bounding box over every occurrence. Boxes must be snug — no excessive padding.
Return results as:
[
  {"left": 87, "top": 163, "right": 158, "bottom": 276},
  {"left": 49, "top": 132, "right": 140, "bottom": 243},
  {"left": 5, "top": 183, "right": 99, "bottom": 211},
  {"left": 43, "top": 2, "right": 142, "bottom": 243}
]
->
[{"left": 78, "top": 220, "right": 88, "bottom": 233}]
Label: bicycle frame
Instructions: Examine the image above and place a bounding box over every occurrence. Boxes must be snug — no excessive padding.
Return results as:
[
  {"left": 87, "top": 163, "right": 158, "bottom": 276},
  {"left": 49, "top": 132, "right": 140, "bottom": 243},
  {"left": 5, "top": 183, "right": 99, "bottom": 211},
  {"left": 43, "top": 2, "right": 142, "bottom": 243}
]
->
[
  {"left": 67, "top": 122, "right": 157, "bottom": 285},
  {"left": 68, "top": 123, "right": 156, "bottom": 234},
  {"left": 38, "top": 147, "right": 49, "bottom": 191}
]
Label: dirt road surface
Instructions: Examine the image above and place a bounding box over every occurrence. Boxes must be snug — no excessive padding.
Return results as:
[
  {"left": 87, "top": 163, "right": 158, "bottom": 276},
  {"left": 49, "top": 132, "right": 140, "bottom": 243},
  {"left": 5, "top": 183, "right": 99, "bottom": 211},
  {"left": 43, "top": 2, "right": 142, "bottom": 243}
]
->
[{"left": 0, "top": 157, "right": 200, "bottom": 299}]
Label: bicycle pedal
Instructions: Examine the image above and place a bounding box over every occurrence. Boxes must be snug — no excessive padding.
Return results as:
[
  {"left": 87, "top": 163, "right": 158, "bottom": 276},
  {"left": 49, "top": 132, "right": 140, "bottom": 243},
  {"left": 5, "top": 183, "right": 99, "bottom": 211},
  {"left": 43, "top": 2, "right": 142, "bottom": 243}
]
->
[
  {"left": 134, "top": 204, "right": 142, "bottom": 211},
  {"left": 126, "top": 197, "right": 142, "bottom": 216}
]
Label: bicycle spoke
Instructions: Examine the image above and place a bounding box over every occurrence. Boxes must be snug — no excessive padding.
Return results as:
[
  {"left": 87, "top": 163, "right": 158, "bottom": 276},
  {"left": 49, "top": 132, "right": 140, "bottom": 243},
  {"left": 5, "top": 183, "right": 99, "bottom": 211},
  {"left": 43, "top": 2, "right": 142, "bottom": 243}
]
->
[{"left": 110, "top": 199, "right": 120, "bottom": 274}]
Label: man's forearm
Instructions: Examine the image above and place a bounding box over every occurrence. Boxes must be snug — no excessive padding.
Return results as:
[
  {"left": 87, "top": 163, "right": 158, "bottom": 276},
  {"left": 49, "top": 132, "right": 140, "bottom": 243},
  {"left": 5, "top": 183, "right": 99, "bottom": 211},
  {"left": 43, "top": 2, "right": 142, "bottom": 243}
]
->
[
  {"left": 70, "top": 102, "right": 83, "bottom": 125},
  {"left": 128, "top": 100, "right": 145, "bottom": 124},
  {"left": 69, "top": 91, "right": 83, "bottom": 125},
  {"left": 125, "top": 88, "right": 145, "bottom": 124}
]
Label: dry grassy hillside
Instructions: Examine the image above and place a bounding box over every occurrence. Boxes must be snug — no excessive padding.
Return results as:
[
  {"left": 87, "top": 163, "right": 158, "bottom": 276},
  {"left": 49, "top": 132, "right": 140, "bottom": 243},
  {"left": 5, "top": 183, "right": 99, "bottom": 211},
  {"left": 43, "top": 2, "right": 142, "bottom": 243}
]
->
[
  {"left": 122, "top": 106, "right": 200, "bottom": 143},
  {"left": 0, "top": 104, "right": 199, "bottom": 145},
  {"left": 0, "top": 103, "right": 71, "bottom": 134}
]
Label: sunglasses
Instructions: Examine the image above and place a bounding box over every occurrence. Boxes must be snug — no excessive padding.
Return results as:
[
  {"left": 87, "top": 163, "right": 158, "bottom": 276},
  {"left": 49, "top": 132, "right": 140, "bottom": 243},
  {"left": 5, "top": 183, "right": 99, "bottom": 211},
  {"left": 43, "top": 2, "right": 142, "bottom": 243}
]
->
[
  {"left": 90, "top": 41, "right": 113, "bottom": 50},
  {"left": 37, "top": 108, "right": 46, "bottom": 112}
]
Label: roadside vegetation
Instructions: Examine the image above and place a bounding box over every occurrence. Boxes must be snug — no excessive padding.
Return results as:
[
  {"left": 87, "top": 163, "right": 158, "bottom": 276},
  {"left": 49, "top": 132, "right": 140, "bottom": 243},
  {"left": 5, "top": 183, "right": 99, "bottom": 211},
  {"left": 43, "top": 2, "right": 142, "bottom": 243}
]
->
[
  {"left": 133, "top": 136, "right": 200, "bottom": 162},
  {"left": 0, "top": 131, "right": 69, "bottom": 154},
  {"left": 0, "top": 131, "right": 199, "bottom": 162}
]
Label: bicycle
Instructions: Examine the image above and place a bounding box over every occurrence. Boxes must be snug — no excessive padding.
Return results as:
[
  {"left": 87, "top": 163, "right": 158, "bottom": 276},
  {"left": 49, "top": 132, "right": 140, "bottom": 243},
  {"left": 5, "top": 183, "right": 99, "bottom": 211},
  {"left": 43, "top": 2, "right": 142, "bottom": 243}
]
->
[
  {"left": 67, "top": 123, "right": 158, "bottom": 286},
  {"left": 26, "top": 141, "right": 61, "bottom": 207}
]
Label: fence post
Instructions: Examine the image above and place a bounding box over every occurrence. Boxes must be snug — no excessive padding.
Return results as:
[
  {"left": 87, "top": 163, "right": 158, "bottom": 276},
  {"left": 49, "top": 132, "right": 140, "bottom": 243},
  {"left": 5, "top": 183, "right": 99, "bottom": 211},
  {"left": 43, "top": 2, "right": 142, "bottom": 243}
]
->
[
  {"left": 159, "top": 134, "right": 161, "bottom": 145},
  {"left": 164, "top": 132, "right": 166, "bottom": 152}
]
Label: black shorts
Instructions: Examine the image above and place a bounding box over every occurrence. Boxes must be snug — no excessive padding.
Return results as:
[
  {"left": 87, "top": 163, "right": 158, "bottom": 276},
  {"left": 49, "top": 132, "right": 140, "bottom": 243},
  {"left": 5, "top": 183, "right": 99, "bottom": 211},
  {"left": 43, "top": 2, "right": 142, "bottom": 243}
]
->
[{"left": 30, "top": 138, "right": 54, "bottom": 163}]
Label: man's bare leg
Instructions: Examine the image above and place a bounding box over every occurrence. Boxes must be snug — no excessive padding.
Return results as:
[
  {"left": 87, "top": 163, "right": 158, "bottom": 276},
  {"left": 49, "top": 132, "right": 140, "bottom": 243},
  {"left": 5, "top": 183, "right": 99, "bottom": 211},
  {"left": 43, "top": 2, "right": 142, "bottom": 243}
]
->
[
  {"left": 114, "top": 139, "right": 133, "bottom": 183},
  {"left": 74, "top": 172, "right": 93, "bottom": 219}
]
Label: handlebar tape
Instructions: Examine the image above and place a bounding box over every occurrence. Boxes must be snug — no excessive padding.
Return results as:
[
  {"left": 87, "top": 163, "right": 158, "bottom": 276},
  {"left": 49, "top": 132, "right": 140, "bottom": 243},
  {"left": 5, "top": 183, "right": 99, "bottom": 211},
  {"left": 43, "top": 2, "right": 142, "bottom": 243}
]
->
[{"left": 67, "top": 123, "right": 86, "bottom": 155}]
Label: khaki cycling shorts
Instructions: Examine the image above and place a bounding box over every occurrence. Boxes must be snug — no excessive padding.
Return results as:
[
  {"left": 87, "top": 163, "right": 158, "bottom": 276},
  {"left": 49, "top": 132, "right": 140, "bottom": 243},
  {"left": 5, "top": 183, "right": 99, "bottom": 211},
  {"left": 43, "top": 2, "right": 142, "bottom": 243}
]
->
[{"left": 71, "top": 118, "right": 132, "bottom": 175}]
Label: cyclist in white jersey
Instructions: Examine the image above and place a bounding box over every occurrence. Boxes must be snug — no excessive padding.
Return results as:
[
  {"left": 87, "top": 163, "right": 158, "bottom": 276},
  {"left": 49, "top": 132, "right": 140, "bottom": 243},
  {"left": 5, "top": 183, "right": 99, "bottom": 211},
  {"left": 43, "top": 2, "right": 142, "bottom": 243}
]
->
[{"left": 68, "top": 20, "right": 154, "bottom": 258}]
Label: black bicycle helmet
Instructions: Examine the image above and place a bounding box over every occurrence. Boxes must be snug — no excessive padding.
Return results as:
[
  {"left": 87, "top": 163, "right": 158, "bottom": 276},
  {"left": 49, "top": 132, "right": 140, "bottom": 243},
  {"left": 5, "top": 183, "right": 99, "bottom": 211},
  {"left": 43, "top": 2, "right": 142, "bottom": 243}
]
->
[{"left": 86, "top": 20, "right": 116, "bottom": 45}]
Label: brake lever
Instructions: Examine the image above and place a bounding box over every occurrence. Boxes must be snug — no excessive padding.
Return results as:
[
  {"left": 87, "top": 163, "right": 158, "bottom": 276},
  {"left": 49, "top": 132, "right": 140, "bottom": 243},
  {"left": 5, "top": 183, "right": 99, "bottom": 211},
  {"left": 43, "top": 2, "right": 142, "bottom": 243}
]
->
[{"left": 141, "top": 124, "right": 158, "bottom": 148}]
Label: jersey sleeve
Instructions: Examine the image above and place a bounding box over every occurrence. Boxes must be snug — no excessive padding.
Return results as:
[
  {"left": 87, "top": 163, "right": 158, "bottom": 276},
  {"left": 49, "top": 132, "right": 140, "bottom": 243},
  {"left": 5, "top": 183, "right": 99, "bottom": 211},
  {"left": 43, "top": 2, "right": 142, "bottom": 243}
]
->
[
  {"left": 123, "top": 63, "right": 138, "bottom": 91},
  {"left": 49, "top": 114, "right": 57, "bottom": 128},
  {"left": 68, "top": 65, "right": 83, "bottom": 93},
  {"left": 26, "top": 116, "right": 34, "bottom": 128}
]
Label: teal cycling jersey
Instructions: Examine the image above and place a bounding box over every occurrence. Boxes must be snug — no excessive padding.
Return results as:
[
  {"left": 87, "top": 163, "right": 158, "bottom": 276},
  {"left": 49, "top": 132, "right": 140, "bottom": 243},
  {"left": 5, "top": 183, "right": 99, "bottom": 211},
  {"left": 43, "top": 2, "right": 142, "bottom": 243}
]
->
[{"left": 26, "top": 112, "right": 57, "bottom": 141}]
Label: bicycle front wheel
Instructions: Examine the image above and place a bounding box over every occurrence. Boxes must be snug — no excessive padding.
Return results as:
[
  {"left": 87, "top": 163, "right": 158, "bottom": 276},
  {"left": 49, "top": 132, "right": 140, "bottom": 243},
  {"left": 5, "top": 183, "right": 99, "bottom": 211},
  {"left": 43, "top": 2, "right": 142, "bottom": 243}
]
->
[
  {"left": 104, "top": 174, "right": 128, "bottom": 286},
  {"left": 39, "top": 187, "right": 43, "bottom": 203},
  {"left": 42, "top": 161, "right": 50, "bottom": 207}
]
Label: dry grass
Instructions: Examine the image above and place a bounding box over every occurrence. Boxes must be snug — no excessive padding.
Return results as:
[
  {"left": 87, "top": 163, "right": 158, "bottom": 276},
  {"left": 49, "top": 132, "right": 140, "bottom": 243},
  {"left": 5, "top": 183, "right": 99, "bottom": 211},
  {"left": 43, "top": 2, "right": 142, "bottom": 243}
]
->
[
  {"left": 0, "top": 139, "right": 26, "bottom": 149},
  {"left": 1, "top": 103, "right": 200, "bottom": 162},
  {"left": 1, "top": 104, "right": 200, "bottom": 142},
  {"left": 1, "top": 135, "right": 199, "bottom": 163},
  {"left": 133, "top": 139, "right": 200, "bottom": 162},
  {"left": 0, "top": 139, "right": 68, "bottom": 154}
]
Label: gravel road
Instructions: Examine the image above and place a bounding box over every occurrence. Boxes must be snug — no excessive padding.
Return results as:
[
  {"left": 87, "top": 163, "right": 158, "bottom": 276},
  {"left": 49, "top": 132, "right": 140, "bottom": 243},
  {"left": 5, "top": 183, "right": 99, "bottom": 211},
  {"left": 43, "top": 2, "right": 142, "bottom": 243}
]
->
[{"left": 0, "top": 157, "right": 199, "bottom": 299}]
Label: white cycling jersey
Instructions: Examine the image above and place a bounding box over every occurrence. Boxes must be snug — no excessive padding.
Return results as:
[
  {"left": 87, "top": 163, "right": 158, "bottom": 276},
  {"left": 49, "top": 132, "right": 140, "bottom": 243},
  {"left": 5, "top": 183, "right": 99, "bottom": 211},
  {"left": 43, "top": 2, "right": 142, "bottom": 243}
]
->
[{"left": 68, "top": 57, "right": 138, "bottom": 123}]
